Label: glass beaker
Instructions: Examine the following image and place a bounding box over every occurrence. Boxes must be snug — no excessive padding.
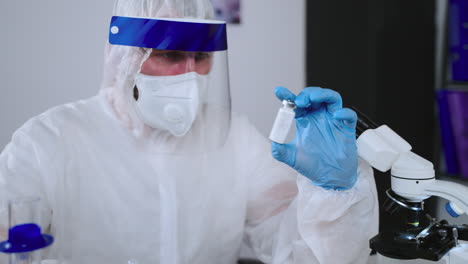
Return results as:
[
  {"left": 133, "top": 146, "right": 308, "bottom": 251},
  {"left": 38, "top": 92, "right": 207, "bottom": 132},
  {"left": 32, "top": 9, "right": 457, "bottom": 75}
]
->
[{"left": 3, "top": 196, "right": 51, "bottom": 264}]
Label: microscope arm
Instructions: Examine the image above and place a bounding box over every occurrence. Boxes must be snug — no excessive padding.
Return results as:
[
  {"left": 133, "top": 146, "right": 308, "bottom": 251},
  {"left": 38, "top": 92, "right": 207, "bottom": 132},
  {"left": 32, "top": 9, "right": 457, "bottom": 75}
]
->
[{"left": 423, "top": 179, "right": 468, "bottom": 216}]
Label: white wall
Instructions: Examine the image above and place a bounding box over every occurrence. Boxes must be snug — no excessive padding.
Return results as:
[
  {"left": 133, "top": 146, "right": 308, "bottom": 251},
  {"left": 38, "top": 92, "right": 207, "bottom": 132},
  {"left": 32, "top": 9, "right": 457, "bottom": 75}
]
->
[
  {"left": 0, "top": 0, "right": 115, "bottom": 149},
  {"left": 0, "top": 0, "right": 305, "bottom": 148},
  {"left": 228, "top": 0, "right": 305, "bottom": 136}
]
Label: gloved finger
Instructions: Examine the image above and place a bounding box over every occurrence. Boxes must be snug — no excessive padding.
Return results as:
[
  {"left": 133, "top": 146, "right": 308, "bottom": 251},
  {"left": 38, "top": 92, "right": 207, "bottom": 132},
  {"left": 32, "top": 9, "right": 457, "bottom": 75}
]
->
[
  {"left": 333, "top": 108, "right": 357, "bottom": 129},
  {"left": 271, "top": 142, "right": 296, "bottom": 166},
  {"left": 274, "top": 86, "right": 296, "bottom": 102},
  {"left": 295, "top": 87, "right": 342, "bottom": 113}
]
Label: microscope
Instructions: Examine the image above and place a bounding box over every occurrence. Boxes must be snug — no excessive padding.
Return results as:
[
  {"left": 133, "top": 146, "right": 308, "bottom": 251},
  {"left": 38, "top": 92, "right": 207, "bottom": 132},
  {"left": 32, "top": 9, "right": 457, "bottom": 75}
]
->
[{"left": 354, "top": 109, "right": 468, "bottom": 263}]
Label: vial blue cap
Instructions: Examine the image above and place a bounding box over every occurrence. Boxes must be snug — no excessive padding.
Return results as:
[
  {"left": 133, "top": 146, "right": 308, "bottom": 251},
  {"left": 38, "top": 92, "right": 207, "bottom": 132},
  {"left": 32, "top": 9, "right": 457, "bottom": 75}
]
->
[{"left": 0, "top": 223, "right": 54, "bottom": 253}]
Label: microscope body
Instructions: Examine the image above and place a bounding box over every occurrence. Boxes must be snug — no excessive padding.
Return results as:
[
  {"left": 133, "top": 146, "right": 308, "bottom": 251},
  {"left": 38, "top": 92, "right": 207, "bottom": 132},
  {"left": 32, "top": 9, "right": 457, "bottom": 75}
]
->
[{"left": 356, "top": 123, "right": 468, "bottom": 263}]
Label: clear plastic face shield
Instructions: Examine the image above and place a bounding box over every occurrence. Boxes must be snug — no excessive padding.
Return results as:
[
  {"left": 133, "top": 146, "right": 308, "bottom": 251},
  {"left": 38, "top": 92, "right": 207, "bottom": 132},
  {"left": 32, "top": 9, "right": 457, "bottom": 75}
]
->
[{"left": 110, "top": 16, "right": 231, "bottom": 154}]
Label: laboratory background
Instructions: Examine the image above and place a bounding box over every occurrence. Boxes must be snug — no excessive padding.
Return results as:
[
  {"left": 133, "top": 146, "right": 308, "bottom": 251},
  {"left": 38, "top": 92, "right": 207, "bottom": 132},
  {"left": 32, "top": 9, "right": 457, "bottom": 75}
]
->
[{"left": 0, "top": 0, "right": 468, "bottom": 262}]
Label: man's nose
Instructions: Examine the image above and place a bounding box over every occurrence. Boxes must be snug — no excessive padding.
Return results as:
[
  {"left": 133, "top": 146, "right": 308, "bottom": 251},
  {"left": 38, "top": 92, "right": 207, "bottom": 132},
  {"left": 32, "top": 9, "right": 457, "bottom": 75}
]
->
[{"left": 184, "top": 56, "right": 196, "bottom": 73}]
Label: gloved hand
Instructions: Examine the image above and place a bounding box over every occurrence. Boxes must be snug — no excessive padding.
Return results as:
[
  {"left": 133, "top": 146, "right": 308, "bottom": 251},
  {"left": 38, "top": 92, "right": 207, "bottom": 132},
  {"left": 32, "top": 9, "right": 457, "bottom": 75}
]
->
[{"left": 271, "top": 86, "right": 358, "bottom": 190}]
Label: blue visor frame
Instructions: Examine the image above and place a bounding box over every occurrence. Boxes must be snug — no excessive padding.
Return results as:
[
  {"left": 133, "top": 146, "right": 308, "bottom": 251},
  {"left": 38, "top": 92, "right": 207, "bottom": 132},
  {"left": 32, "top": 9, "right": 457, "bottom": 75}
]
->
[{"left": 109, "top": 16, "right": 227, "bottom": 52}]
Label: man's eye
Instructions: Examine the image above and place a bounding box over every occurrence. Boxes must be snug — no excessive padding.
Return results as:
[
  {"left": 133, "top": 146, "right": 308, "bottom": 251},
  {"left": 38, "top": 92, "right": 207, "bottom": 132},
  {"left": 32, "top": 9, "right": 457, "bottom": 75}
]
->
[
  {"left": 195, "top": 52, "right": 211, "bottom": 62},
  {"left": 156, "top": 51, "right": 185, "bottom": 61}
]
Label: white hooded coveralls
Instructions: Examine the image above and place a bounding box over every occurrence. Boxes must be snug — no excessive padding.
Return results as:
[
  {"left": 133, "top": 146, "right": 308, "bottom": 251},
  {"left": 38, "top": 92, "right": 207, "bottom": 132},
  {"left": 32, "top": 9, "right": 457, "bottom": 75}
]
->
[{"left": 0, "top": 92, "right": 378, "bottom": 263}]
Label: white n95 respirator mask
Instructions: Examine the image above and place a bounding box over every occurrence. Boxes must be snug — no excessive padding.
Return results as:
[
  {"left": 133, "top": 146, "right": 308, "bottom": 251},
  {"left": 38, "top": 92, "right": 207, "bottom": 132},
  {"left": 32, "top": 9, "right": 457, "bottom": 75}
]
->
[{"left": 133, "top": 72, "right": 208, "bottom": 137}]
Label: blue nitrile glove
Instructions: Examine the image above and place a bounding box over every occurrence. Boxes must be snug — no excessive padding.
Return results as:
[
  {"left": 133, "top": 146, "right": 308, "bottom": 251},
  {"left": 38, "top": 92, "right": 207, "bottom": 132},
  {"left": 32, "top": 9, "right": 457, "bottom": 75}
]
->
[{"left": 271, "top": 86, "right": 358, "bottom": 190}]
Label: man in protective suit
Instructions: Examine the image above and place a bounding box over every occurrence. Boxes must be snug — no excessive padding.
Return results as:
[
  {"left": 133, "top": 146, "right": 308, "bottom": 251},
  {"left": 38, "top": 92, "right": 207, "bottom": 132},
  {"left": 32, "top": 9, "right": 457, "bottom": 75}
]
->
[{"left": 0, "top": 0, "right": 378, "bottom": 263}]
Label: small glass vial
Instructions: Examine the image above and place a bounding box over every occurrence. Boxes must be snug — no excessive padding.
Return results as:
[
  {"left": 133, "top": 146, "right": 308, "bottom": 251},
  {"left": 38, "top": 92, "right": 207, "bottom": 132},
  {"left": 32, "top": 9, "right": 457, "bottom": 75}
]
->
[{"left": 269, "top": 100, "right": 296, "bottom": 144}]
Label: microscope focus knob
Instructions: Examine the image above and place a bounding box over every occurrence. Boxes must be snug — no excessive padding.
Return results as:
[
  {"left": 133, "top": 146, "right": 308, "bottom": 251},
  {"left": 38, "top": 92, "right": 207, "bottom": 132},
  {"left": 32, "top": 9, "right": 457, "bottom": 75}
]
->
[{"left": 446, "top": 202, "right": 464, "bottom": 218}]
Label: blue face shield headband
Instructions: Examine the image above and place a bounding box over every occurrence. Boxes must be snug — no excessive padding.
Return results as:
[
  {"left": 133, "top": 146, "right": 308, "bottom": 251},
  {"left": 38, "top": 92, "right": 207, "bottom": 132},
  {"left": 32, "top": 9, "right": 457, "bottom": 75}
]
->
[{"left": 108, "top": 16, "right": 227, "bottom": 52}]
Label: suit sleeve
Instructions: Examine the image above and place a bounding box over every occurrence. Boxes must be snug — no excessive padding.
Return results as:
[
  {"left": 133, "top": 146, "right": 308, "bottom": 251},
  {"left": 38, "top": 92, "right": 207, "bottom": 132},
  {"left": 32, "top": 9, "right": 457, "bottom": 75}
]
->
[{"left": 243, "top": 121, "right": 379, "bottom": 264}]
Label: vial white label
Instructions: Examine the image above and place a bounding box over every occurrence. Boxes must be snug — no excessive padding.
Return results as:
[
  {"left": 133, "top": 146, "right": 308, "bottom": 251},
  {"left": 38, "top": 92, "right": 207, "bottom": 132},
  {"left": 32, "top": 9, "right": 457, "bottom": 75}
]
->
[{"left": 269, "top": 108, "right": 295, "bottom": 144}]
